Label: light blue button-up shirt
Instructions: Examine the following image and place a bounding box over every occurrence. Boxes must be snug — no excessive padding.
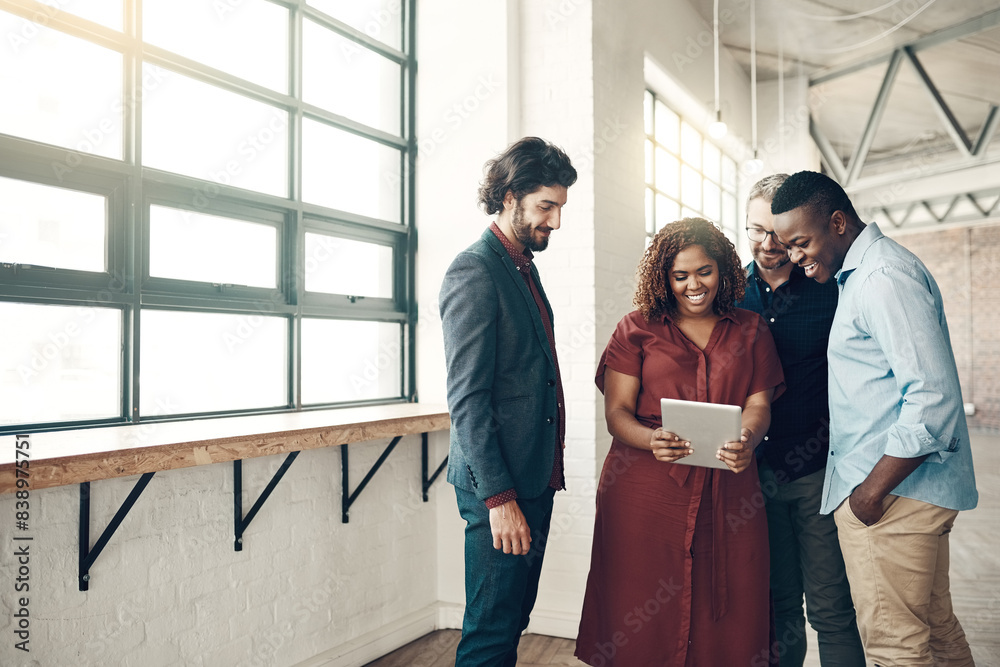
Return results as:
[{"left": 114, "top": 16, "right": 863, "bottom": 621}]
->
[{"left": 821, "top": 223, "right": 978, "bottom": 514}]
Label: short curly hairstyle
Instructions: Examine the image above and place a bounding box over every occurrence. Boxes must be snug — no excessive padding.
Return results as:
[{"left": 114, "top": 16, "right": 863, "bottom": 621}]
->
[
  {"left": 634, "top": 218, "right": 745, "bottom": 321},
  {"left": 770, "top": 170, "right": 858, "bottom": 221},
  {"left": 478, "top": 137, "right": 578, "bottom": 215}
]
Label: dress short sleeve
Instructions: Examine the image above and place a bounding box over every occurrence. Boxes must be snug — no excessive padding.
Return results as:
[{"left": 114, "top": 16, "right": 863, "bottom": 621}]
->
[
  {"left": 745, "top": 310, "right": 786, "bottom": 402},
  {"left": 595, "top": 312, "right": 646, "bottom": 394}
]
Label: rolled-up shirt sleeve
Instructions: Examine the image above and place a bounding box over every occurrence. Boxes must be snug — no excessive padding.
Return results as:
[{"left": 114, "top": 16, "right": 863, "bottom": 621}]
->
[{"left": 859, "top": 266, "right": 964, "bottom": 461}]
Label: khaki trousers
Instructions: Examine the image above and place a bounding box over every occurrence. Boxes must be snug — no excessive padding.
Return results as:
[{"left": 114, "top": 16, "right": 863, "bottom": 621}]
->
[{"left": 834, "top": 494, "right": 974, "bottom": 666}]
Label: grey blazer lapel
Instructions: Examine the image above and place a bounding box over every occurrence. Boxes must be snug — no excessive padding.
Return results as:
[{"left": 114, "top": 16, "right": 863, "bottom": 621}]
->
[{"left": 482, "top": 231, "right": 556, "bottom": 367}]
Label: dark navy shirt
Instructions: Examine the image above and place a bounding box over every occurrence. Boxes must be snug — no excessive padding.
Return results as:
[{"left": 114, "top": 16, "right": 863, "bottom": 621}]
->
[{"left": 736, "top": 262, "right": 839, "bottom": 483}]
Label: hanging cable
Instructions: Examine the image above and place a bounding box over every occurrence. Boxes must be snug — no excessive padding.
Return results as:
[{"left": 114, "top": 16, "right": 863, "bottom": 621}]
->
[
  {"left": 790, "top": 0, "right": 905, "bottom": 22},
  {"left": 806, "top": 0, "right": 938, "bottom": 54}
]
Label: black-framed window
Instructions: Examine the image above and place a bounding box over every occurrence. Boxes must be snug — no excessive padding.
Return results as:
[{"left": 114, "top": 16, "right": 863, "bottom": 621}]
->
[
  {"left": 644, "top": 90, "right": 739, "bottom": 243},
  {"left": 0, "top": 0, "right": 416, "bottom": 433}
]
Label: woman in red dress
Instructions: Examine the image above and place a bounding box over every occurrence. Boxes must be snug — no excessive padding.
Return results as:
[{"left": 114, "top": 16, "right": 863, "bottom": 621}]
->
[{"left": 576, "top": 218, "right": 784, "bottom": 666}]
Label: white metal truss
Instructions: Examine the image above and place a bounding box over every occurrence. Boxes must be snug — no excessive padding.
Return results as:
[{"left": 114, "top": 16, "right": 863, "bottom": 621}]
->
[{"left": 809, "top": 8, "right": 1000, "bottom": 228}]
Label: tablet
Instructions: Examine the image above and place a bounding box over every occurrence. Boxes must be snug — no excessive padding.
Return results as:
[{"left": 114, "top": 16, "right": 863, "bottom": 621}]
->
[{"left": 659, "top": 398, "right": 742, "bottom": 470}]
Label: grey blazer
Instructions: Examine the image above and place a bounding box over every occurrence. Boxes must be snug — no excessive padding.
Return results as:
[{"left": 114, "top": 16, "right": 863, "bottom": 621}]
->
[{"left": 439, "top": 228, "right": 561, "bottom": 502}]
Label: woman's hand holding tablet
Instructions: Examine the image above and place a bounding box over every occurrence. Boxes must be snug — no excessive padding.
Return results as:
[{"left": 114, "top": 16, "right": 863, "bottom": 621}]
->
[{"left": 649, "top": 428, "right": 693, "bottom": 463}]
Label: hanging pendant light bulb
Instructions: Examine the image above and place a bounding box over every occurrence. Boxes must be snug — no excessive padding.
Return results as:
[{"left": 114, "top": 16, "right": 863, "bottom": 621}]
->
[
  {"left": 709, "top": 0, "right": 728, "bottom": 139},
  {"left": 744, "top": 0, "right": 764, "bottom": 174}
]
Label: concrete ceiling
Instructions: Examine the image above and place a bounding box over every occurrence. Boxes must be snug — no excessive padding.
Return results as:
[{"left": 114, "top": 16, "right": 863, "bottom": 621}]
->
[{"left": 691, "top": 0, "right": 1000, "bottom": 226}]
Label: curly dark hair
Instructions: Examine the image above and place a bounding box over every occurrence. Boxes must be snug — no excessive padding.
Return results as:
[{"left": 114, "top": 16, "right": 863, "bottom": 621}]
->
[
  {"left": 635, "top": 218, "right": 745, "bottom": 321},
  {"left": 770, "top": 170, "right": 858, "bottom": 221},
  {"left": 478, "top": 137, "right": 578, "bottom": 214}
]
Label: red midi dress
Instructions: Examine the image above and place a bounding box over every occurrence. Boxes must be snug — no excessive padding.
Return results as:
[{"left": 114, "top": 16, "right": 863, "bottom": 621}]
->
[{"left": 575, "top": 308, "right": 784, "bottom": 667}]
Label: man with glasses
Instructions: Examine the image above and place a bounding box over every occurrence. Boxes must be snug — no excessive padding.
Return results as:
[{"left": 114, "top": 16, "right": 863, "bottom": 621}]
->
[{"left": 736, "top": 174, "right": 864, "bottom": 666}]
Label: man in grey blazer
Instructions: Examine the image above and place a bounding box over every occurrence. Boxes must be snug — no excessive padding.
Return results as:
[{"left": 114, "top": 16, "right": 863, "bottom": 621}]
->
[{"left": 440, "top": 137, "right": 577, "bottom": 666}]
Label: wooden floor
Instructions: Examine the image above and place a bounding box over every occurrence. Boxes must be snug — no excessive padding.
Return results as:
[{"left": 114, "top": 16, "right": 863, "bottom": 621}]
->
[
  {"left": 361, "top": 630, "right": 585, "bottom": 667},
  {"left": 365, "top": 431, "right": 1000, "bottom": 667}
]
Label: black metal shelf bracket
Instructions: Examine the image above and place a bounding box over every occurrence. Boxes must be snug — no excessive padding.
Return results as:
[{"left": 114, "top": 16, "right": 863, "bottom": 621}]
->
[
  {"left": 421, "top": 432, "right": 448, "bottom": 502},
  {"left": 79, "top": 472, "right": 155, "bottom": 591},
  {"left": 233, "top": 451, "right": 300, "bottom": 551},
  {"left": 341, "top": 435, "right": 402, "bottom": 523}
]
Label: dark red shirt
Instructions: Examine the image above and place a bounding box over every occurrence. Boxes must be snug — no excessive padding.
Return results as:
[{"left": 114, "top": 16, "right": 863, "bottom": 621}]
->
[{"left": 485, "top": 222, "right": 565, "bottom": 508}]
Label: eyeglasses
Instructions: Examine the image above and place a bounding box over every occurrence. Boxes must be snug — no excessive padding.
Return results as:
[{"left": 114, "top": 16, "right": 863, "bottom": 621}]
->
[{"left": 746, "top": 227, "right": 781, "bottom": 243}]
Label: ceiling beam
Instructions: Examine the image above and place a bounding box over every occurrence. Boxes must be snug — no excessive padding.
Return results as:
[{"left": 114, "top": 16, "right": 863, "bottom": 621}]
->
[
  {"left": 902, "top": 47, "right": 972, "bottom": 156},
  {"left": 810, "top": 7, "right": 1000, "bottom": 85},
  {"left": 845, "top": 50, "right": 902, "bottom": 185},
  {"left": 809, "top": 117, "right": 847, "bottom": 183},
  {"left": 871, "top": 188, "right": 1000, "bottom": 230},
  {"left": 847, "top": 159, "right": 1000, "bottom": 208},
  {"left": 973, "top": 105, "right": 1000, "bottom": 156}
]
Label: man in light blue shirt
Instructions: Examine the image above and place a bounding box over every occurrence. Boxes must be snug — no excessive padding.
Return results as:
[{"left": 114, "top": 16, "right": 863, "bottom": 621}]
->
[{"left": 771, "top": 171, "right": 977, "bottom": 667}]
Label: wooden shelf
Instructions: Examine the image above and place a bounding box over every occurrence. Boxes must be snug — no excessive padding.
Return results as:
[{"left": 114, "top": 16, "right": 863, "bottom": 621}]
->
[{"left": 0, "top": 404, "right": 450, "bottom": 494}]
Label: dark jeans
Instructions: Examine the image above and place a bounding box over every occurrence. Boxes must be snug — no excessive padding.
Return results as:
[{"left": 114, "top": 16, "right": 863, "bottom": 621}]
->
[
  {"left": 454, "top": 486, "right": 556, "bottom": 667},
  {"left": 759, "top": 462, "right": 866, "bottom": 667}
]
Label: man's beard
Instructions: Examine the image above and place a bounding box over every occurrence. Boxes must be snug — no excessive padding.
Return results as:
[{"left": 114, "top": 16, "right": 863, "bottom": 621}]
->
[
  {"left": 753, "top": 246, "right": 790, "bottom": 271},
  {"left": 511, "top": 199, "right": 549, "bottom": 252}
]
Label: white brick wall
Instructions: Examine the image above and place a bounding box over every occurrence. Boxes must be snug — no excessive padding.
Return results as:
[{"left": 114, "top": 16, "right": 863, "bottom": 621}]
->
[
  {"left": 518, "top": 0, "right": 599, "bottom": 636},
  {"left": 0, "top": 434, "right": 447, "bottom": 666}
]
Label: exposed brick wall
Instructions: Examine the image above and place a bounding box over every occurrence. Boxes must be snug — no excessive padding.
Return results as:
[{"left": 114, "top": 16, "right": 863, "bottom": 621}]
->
[
  {"left": 970, "top": 224, "right": 1000, "bottom": 431},
  {"left": 893, "top": 221, "right": 1000, "bottom": 432}
]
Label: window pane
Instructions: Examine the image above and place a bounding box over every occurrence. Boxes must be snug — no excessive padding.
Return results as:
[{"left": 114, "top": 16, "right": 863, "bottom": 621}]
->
[
  {"left": 680, "top": 122, "right": 701, "bottom": 169},
  {"left": 723, "top": 191, "right": 738, "bottom": 233},
  {"left": 655, "top": 194, "right": 679, "bottom": 233},
  {"left": 682, "top": 206, "right": 700, "bottom": 220},
  {"left": 142, "top": 65, "right": 288, "bottom": 197},
  {"left": 302, "top": 119, "right": 402, "bottom": 222},
  {"left": 643, "top": 91, "right": 654, "bottom": 136},
  {"left": 307, "top": 0, "right": 403, "bottom": 50},
  {"left": 63, "top": 2, "right": 123, "bottom": 30},
  {"left": 149, "top": 206, "right": 277, "bottom": 288},
  {"left": 644, "top": 139, "right": 654, "bottom": 185},
  {"left": 303, "top": 20, "right": 401, "bottom": 135},
  {"left": 703, "top": 180, "right": 721, "bottom": 224},
  {"left": 140, "top": 310, "right": 287, "bottom": 415},
  {"left": 722, "top": 156, "right": 737, "bottom": 191},
  {"left": 655, "top": 147, "right": 679, "bottom": 198},
  {"left": 703, "top": 141, "right": 721, "bottom": 182},
  {"left": 304, "top": 233, "right": 393, "bottom": 298},
  {"left": 0, "top": 177, "right": 106, "bottom": 272},
  {"left": 302, "top": 319, "right": 401, "bottom": 403},
  {"left": 144, "top": 0, "right": 288, "bottom": 93},
  {"left": 681, "top": 164, "right": 702, "bottom": 211},
  {"left": 0, "top": 303, "right": 120, "bottom": 426},
  {"left": 0, "top": 14, "right": 122, "bottom": 159},
  {"left": 645, "top": 187, "right": 654, "bottom": 235},
  {"left": 654, "top": 100, "right": 679, "bottom": 153}
]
